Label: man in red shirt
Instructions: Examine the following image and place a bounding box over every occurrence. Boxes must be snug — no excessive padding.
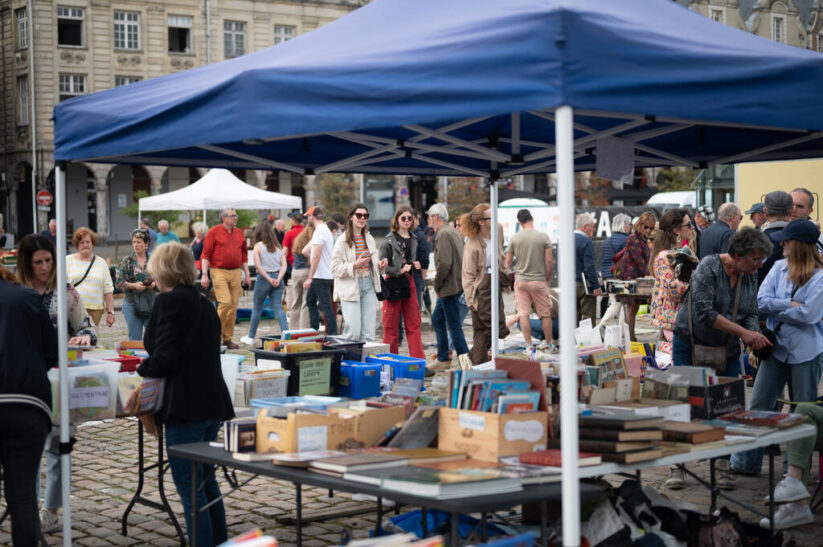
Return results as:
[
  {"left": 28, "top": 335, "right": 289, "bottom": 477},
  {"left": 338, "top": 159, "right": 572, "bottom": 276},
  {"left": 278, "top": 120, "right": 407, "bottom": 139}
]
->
[{"left": 200, "top": 208, "right": 250, "bottom": 349}]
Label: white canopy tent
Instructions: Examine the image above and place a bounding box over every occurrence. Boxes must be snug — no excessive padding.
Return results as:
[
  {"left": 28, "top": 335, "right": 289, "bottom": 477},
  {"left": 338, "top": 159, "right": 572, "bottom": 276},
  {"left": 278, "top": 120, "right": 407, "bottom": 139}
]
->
[{"left": 138, "top": 168, "right": 302, "bottom": 223}]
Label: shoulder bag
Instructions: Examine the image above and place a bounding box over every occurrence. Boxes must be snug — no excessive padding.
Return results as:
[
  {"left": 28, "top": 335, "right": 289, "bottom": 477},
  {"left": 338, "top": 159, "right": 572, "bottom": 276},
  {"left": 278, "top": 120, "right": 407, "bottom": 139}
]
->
[
  {"left": 133, "top": 289, "right": 156, "bottom": 318},
  {"left": 688, "top": 281, "right": 740, "bottom": 372},
  {"left": 381, "top": 237, "right": 410, "bottom": 301},
  {"left": 72, "top": 255, "right": 96, "bottom": 288}
]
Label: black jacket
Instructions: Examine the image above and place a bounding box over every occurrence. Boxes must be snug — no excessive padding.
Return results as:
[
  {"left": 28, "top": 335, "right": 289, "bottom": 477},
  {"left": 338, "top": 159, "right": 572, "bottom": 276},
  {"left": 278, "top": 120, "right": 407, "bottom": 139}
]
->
[
  {"left": 0, "top": 280, "right": 56, "bottom": 413},
  {"left": 380, "top": 231, "right": 418, "bottom": 278},
  {"left": 138, "top": 285, "right": 234, "bottom": 425}
]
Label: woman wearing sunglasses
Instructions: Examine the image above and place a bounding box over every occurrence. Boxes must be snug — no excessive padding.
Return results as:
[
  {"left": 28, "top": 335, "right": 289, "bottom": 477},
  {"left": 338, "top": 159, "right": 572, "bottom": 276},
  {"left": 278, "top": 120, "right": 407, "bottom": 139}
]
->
[
  {"left": 378, "top": 206, "right": 425, "bottom": 358},
  {"left": 331, "top": 204, "right": 386, "bottom": 342}
]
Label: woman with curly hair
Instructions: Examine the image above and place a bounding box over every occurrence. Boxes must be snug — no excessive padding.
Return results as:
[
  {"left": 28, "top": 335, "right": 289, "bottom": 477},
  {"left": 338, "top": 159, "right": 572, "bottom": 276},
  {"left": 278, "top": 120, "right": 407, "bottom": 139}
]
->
[{"left": 614, "top": 211, "right": 655, "bottom": 341}]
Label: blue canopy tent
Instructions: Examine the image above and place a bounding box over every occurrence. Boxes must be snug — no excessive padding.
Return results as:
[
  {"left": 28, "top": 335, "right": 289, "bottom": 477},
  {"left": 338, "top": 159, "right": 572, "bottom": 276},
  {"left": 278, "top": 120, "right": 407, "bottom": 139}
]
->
[{"left": 52, "top": 0, "right": 823, "bottom": 544}]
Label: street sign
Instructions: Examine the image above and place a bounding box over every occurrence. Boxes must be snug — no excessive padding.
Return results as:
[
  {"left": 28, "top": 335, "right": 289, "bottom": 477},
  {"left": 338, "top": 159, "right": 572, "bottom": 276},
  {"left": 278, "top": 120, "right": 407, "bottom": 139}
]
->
[
  {"left": 36, "top": 190, "right": 53, "bottom": 206},
  {"left": 37, "top": 205, "right": 51, "bottom": 212}
]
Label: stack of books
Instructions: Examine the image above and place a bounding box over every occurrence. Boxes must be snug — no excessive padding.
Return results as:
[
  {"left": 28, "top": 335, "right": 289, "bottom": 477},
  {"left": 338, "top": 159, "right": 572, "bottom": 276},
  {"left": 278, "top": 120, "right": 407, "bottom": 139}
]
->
[
  {"left": 657, "top": 421, "right": 727, "bottom": 455},
  {"left": 447, "top": 369, "right": 540, "bottom": 413},
  {"left": 556, "top": 413, "right": 665, "bottom": 463},
  {"left": 719, "top": 410, "right": 806, "bottom": 429}
]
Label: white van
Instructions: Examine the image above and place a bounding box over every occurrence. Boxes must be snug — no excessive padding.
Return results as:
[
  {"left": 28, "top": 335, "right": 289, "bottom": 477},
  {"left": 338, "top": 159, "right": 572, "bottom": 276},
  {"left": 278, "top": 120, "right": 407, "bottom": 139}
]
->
[{"left": 645, "top": 191, "right": 696, "bottom": 210}]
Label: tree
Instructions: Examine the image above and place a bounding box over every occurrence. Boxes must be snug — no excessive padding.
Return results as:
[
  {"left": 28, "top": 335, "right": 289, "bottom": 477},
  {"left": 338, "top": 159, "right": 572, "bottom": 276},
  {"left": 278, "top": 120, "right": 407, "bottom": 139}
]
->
[
  {"left": 446, "top": 177, "right": 489, "bottom": 220},
  {"left": 655, "top": 167, "right": 696, "bottom": 192},
  {"left": 316, "top": 173, "right": 359, "bottom": 217},
  {"left": 119, "top": 191, "right": 186, "bottom": 230}
]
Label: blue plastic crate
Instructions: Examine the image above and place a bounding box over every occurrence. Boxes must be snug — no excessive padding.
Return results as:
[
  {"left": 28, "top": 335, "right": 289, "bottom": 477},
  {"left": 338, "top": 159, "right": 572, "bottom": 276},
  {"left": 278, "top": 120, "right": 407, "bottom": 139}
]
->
[
  {"left": 339, "top": 361, "right": 382, "bottom": 399},
  {"left": 365, "top": 353, "right": 426, "bottom": 382}
]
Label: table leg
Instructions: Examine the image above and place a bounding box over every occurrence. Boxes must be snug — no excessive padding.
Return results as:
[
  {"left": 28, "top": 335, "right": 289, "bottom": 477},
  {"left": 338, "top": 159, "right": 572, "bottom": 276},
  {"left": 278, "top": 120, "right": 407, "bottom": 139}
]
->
[
  {"left": 421, "top": 508, "right": 427, "bottom": 537},
  {"left": 190, "top": 461, "right": 198, "bottom": 547},
  {"left": 374, "top": 497, "right": 383, "bottom": 537},
  {"left": 709, "top": 459, "right": 717, "bottom": 513},
  {"left": 769, "top": 449, "right": 775, "bottom": 536},
  {"left": 450, "top": 512, "right": 459, "bottom": 547},
  {"left": 328, "top": 489, "right": 333, "bottom": 498},
  {"left": 480, "top": 514, "right": 487, "bottom": 543},
  {"left": 540, "top": 500, "right": 548, "bottom": 547},
  {"left": 121, "top": 422, "right": 146, "bottom": 536},
  {"left": 295, "top": 482, "right": 302, "bottom": 547}
]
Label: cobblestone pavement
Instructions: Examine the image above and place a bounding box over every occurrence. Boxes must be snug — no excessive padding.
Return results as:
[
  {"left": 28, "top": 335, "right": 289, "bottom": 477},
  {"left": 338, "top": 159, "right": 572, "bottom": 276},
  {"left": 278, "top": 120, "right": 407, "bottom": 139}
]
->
[{"left": 2, "top": 281, "right": 819, "bottom": 545}]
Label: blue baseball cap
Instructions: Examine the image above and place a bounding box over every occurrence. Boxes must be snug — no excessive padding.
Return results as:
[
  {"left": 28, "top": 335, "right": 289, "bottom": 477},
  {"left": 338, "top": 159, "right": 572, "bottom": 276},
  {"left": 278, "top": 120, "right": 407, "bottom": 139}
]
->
[
  {"left": 771, "top": 219, "right": 821, "bottom": 245},
  {"left": 745, "top": 203, "right": 765, "bottom": 215}
]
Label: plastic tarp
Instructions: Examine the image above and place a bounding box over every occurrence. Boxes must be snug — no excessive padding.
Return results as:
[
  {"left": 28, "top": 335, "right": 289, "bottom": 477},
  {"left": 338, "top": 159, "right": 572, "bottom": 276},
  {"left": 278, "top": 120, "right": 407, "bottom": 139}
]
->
[
  {"left": 54, "top": 0, "right": 823, "bottom": 172},
  {"left": 138, "top": 169, "right": 301, "bottom": 211}
]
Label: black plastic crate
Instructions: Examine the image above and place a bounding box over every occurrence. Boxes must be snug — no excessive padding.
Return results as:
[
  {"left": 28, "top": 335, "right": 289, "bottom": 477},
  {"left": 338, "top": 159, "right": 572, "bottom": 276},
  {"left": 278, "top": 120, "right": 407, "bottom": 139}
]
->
[
  {"left": 323, "top": 336, "right": 366, "bottom": 362},
  {"left": 252, "top": 348, "right": 344, "bottom": 396}
]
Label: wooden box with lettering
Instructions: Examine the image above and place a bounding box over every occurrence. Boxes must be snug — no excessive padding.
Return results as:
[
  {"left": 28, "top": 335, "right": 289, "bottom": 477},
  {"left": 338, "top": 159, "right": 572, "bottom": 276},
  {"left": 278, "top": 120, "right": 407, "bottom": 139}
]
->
[
  {"left": 438, "top": 408, "right": 549, "bottom": 462},
  {"left": 252, "top": 348, "right": 344, "bottom": 396},
  {"left": 255, "top": 410, "right": 352, "bottom": 453},
  {"left": 329, "top": 405, "right": 407, "bottom": 447}
]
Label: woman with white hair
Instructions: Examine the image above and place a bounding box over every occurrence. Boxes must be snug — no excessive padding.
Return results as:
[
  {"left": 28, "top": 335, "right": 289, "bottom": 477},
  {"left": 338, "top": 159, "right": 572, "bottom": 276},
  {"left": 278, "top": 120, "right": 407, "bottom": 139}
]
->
[
  {"left": 597, "top": 213, "right": 631, "bottom": 329},
  {"left": 191, "top": 221, "right": 209, "bottom": 273}
]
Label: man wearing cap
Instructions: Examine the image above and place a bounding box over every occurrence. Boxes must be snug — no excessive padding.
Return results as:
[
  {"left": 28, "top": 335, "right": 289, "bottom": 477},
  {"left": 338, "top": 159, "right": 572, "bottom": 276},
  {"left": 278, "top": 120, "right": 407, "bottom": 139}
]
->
[
  {"left": 758, "top": 191, "right": 794, "bottom": 287},
  {"left": 698, "top": 203, "right": 741, "bottom": 259},
  {"left": 745, "top": 203, "right": 767, "bottom": 230},
  {"left": 200, "top": 207, "right": 250, "bottom": 349},
  {"left": 303, "top": 206, "right": 337, "bottom": 334},
  {"left": 790, "top": 187, "right": 823, "bottom": 251}
]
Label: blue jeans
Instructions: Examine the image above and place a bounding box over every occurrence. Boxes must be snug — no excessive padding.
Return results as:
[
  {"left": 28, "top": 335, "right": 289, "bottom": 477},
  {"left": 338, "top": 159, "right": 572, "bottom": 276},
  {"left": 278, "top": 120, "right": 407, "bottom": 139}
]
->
[
  {"left": 340, "top": 276, "right": 378, "bottom": 342},
  {"left": 672, "top": 334, "right": 741, "bottom": 377},
  {"left": 306, "top": 278, "right": 337, "bottom": 335},
  {"left": 433, "top": 292, "right": 469, "bottom": 361},
  {"left": 448, "top": 292, "right": 471, "bottom": 352},
  {"left": 36, "top": 425, "right": 76, "bottom": 510},
  {"left": 248, "top": 272, "right": 288, "bottom": 338},
  {"left": 516, "top": 317, "right": 560, "bottom": 341},
  {"left": 731, "top": 352, "right": 823, "bottom": 474},
  {"left": 165, "top": 418, "right": 227, "bottom": 547},
  {"left": 122, "top": 299, "right": 150, "bottom": 341}
]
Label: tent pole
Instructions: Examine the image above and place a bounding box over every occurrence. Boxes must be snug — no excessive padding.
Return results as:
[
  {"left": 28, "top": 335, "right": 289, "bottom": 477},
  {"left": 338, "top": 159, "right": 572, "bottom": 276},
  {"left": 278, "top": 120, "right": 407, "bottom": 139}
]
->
[
  {"left": 55, "top": 163, "right": 73, "bottom": 546},
  {"left": 203, "top": 208, "right": 207, "bottom": 223},
  {"left": 556, "top": 105, "right": 580, "bottom": 547},
  {"left": 489, "top": 175, "right": 499, "bottom": 360}
]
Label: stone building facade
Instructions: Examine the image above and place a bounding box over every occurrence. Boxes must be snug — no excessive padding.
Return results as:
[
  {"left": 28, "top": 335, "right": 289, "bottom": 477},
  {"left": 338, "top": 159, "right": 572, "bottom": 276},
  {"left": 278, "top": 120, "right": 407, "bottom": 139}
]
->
[{"left": 0, "top": 0, "right": 364, "bottom": 240}]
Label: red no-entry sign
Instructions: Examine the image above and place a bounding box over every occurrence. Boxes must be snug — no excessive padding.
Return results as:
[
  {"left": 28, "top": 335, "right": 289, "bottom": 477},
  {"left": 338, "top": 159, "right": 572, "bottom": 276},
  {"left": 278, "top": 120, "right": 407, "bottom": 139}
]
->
[{"left": 37, "top": 190, "right": 53, "bottom": 206}]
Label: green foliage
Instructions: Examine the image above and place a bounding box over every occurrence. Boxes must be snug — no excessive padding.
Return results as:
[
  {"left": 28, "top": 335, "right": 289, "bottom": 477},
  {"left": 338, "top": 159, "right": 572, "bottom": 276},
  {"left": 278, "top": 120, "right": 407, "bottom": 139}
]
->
[
  {"left": 204, "top": 210, "right": 259, "bottom": 228},
  {"left": 316, "top": 173, "right": 360, "bottom": 217},
  {"left": 119, "top": 190, "right": 186, "bottom": 230},
  {"left": 446, "top": 177, "right": 489, "bottom": 219},
  {"left": 656, "top": 167, "right": 696, "bottom": 192}
]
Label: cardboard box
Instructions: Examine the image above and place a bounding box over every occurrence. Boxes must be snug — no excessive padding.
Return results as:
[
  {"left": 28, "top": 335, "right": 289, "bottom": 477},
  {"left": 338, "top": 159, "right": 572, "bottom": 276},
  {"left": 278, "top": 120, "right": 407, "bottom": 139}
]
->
[
  {"left": 689, "top": 377, "right": 746, "bottom": 419},
  {"left": 255, "top": 405, "right": 407, "bottom": 453},
  {"left": 438, "top": 408, "right": 548, "bottom": 462}
]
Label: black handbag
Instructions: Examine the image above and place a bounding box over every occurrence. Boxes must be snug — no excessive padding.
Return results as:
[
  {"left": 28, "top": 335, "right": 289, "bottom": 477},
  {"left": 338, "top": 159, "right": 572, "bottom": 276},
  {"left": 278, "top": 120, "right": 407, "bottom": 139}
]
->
[
  {"left": 380, "top": 275, "right": 410, "bottom": 302},
  {"left": 133, "top": 290, "right": 156, "bottom": 319}
]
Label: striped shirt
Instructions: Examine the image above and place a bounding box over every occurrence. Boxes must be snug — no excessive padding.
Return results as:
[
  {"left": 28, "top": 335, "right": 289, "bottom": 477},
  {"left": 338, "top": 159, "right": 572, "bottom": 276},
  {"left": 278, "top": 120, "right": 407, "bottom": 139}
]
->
[
  {"left": 354, "top": 233, "right": 370, "bottom": 274},
  {"left": 65, "top": 254, "right": 114, "bottom": 310}
]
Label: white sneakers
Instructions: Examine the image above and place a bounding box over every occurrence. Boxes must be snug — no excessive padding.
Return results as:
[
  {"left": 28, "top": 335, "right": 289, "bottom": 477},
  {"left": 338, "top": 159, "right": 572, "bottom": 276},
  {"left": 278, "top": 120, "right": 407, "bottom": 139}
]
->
[
  {"left": 40, "top": 509, "right": 60, "bottom": 534},
  {"left": 760, "top": 501, "right": 813, "bottom": 530},
  {"left": 763, "top": 476, "right": 810, "bottom": 504},
  {"left": 240, "top": 336, "right": 255, "bottom": 346}
]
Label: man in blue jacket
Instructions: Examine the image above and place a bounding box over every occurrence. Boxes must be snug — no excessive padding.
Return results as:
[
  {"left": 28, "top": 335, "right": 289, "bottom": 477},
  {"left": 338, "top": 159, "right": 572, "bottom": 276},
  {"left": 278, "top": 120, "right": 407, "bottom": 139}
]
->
[
  {"left": 575, "top": 213, "right": 601, "bottom": 322},
  {"left": 698, "top": 203, "right": 741, "bottom": 259}
]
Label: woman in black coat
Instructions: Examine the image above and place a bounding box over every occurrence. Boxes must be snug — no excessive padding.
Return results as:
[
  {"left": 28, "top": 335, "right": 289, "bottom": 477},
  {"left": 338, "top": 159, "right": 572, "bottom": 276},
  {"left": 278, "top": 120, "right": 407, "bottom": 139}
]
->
[
  {"left": 137, "top": 242, "right": 234, "bottom": 547},
  {"left": 0, "top": 264, "right": 56, "bottom": 544}
]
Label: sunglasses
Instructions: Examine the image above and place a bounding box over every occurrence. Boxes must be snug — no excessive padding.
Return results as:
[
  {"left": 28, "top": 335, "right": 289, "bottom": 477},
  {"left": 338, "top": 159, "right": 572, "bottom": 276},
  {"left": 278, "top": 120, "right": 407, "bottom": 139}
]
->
[
  {"left": 399, "top": 215, "right": 413, "bottom": 221},
  {"left": 354, "top": 212, "right": 369, "bottom": 220},
  {"left": 680, "top": 222, "right": 692, "bottom": 229}
]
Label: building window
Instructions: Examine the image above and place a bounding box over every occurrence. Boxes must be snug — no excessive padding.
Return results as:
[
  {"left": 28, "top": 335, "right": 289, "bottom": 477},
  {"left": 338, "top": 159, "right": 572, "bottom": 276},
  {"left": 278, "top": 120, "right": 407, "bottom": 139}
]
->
[
  {"left": 114, "top": 11, "right": 140, "bottom": 50},
  {"left": 224, "top": 21, "right": 245, "bottom": 58},
  {"left": 274, "top": 24, "right": 295, "bottom": 45},
  {"left": 818, "top": 33, "right": 823, "bottom": 52},
  {"left": 17, "top": 76, "right": 29, "bottom": 125},
  {"left": 57, "top": 6, "right": 84, "bottom": 47},
  {"left": 168, "top": 15, "right": 192, "bottom": 53},
  {"left": 59, "top": 73, "right": 86, "bottom": 101},
  {"left": 114, "top": 75, "right": 141, "bottom": 87},
  {"left": 710, "top": 8, "right": 724, "bottom": 23},
  {"left": 16, "top": 8, "right": 27, "bottom": 49},
  {"left": 772, "top": 15, "right": 786, "bottom": 43}
]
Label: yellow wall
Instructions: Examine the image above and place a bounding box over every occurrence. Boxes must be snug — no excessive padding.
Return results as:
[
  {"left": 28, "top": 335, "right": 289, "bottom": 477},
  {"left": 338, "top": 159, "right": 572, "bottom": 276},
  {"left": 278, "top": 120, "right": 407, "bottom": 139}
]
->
[{"left": 737, "top": 159, "right": 823, "bottom": 227}]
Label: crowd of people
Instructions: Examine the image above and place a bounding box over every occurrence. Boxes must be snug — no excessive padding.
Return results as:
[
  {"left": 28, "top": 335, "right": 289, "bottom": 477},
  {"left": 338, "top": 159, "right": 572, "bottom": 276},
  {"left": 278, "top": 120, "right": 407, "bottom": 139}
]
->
[{"left": 1, "top": 184, "right": 822, "bottom": 538}]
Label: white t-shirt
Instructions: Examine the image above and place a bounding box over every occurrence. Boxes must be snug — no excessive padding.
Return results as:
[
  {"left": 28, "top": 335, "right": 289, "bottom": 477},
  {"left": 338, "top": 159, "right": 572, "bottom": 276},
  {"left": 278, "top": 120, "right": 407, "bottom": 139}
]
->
[
  {"left": 309, "top": 223, "right": 334, "bottom": 280},
  {"left": 255, "top": 242, "right": 282, "bottom": 273}
]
